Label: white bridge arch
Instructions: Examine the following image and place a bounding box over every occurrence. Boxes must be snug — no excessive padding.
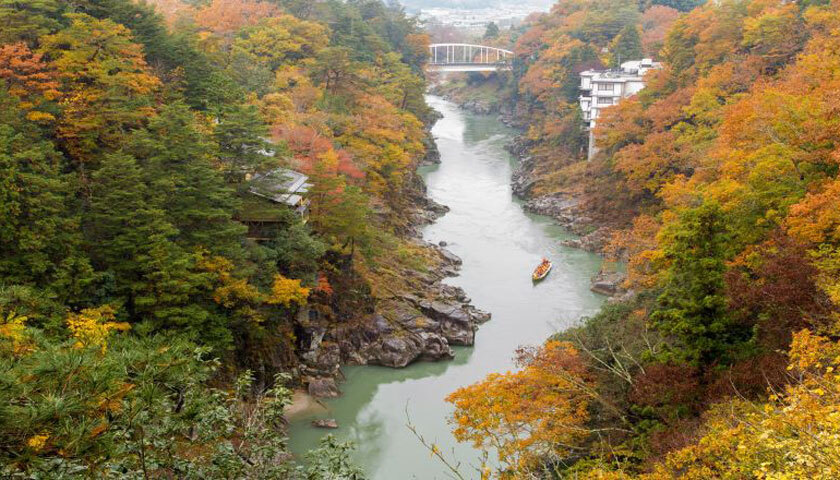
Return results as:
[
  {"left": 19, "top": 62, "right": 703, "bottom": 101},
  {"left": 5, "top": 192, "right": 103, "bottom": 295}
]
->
[{"left": 427, "top": 43, "right": 514, "bottom": 72}]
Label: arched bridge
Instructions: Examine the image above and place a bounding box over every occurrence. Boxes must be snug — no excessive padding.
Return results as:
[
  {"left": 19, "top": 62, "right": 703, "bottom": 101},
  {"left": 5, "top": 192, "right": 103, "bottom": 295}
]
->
[{"left": 427, "top": 43, "right": 514, "bottom": 72}]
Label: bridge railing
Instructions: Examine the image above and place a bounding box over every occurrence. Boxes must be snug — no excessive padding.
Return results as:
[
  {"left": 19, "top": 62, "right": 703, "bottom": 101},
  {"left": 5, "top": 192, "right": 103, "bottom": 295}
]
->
[{"left": 428, "top": 43, "right": 514, "bottom": 66}]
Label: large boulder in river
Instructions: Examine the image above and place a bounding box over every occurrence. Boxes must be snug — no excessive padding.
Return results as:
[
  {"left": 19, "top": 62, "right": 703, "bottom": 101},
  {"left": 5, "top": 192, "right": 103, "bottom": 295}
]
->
[
  {"left": 378, "top": 335, "right": 423, "bottom": 368},
  {"left": 414, "top": 299, "right": 477, "bottom": 346},
  {"left": 308, "top": 377, "right": 341, "bottom": 398},
  {"left": 312, "top": 418, "right": 339, "bottom": 429},
  {"left": 418, "top": 332, "right": 455, "bottom": 361}
]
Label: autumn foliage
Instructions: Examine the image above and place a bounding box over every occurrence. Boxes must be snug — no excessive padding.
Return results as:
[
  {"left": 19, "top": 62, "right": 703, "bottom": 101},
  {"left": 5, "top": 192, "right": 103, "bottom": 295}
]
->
[
  {"left": 0, "top": 0, "right": 431, "bottom": 475},
  {"left": 447, "top": 341, "right": 592, "bottom": 472},
  {"left": 448, "top": 0, "right": 840, "bottom": 477}
]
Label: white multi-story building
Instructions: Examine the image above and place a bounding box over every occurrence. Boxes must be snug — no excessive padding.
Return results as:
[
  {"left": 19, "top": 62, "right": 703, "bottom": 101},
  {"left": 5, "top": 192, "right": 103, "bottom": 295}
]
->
[{"left": 579, "top": 58, "right": 661, "bottom": 160}]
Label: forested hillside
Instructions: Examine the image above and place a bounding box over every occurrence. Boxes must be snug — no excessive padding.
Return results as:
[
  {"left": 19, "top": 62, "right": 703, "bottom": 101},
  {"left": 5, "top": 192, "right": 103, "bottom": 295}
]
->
[
  {"left": 445, "top": 0, "right": 840, "bottom": 477},
  {"left": 0, "top": 0, "right": 440, "bottom": 475}
]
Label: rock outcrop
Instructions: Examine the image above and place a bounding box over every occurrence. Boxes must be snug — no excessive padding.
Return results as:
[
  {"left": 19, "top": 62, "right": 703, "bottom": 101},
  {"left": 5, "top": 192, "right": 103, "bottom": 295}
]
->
[
  {"left": 307, "top": 377, "right": 341, "bottom": 398},
  {"left": 312, "top": 419, "right": 339, "bottom": 429},
  {"left": 590, "top": 270, "right": 628, "bottom": 297},
  {"left": 296, "top": 170, "right": 491, "bottom": 382},
  {"left": 297, "top": 242, "right": 491, "bottom": 373}
]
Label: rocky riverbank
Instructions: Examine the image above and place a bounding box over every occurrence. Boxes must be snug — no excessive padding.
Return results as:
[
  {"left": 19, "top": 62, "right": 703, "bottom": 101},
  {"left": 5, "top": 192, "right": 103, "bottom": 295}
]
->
[
  {"left": 293, "top": 124, "right": 491, "bottom": 400},
  {"left": 507, "top": 134, "right": 630, "bottom": 299},
  {"left": 428, "top": 78, "right": 513, "bottom": 117}
]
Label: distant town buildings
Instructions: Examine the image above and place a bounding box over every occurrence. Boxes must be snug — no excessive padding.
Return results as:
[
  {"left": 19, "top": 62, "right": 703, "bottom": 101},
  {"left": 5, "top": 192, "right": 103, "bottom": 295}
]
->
[
  {"left": 419, "top": 6, "right": 541, "bottom": 32},
  {"left": 579, "top": 58, "right": 662, "bottom": 160}
]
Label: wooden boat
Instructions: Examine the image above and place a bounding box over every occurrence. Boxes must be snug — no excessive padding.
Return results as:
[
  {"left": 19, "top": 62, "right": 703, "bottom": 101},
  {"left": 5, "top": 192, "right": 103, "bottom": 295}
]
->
[{"left": 532, "top": 258, "right": 552, "bottom": 282}]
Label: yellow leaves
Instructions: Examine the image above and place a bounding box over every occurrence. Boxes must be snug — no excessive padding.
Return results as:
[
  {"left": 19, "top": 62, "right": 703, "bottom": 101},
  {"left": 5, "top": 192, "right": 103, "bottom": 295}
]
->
[
  {"left": 808, "top": 245, "right": 840, "bottom": 308},
  {"left": 268, "top": 275, "right": 310, "bottom": 308},
  {"left": 26, "top": 433, "right": 49, "bottom": 452},
  {"left": 741, "top": 2, "right": 803, "bottom": 61},
  {"left": 788, "top": 328, "right": 840, "bottom": 373},
  {"left": 25, "top": 110, "right": 56, "bottom": 123},
  {"left": 96, "top": 382, "right": 135, "bottom": 415},
  {"left": 0, "top": 310, "right": 26, "bottom": 342},
  {"left": 232, "top": 14, "right": 329, "bottom": 71},
  {"left": 198, "top": 254, "right": 263, "bottom": 308},
  {"left": 198, "top": 251, "right": 310, "bottom": 317},
  {"left": 0, "top": 309, "right": 33, "bottom": 356},
  {"left": 37, "top": 13, "right": 162, "bottom": 164},
  {"left": 66, "top": 305, "right": 130, "bottom": 354},
  {"left": 633, "top": 325, "right": 840, "bottom": 479}
]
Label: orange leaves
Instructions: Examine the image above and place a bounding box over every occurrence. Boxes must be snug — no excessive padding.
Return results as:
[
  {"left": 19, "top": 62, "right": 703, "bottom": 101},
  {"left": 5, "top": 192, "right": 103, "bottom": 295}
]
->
[
  {"left": 717, "top": 88, "right": 830, "bottom": 173},
  {"left": 314, "top": 272, "right": 333, "bottom": 297},
  {"left": 593, "top": 96, "right": 646, "bottom": 153},
  {"left": 0, "top": 43, "right": 58, "bottom": 96},
  {"left": 641, "top": 6, "right": 680, "bottom": 56},
  {"left": 607, "top": 215, "right": 663, "bottom": 290},
  {"left": 787, "top": 179, "right": 840, "bottom": 245},
  {"left": 615, "top": 130, "right": 687, "bottom": 196},
  {"left": 272, "top": 122, "right": 358, "bottom": 175},
  {"left": 143, "top": 0, "right": 195, "bottom": 26},
  {"left": 446, "top": 341, "right": 592, "bottom": 471},
  {"left": 0, "top": 43, "right": 60, "bottom": 122},
  {"left": 193, "top": 0, "right": 282, "bottom": 37},
  {"left": 404, "top": 33, "right": 430, "bottom": 60}
]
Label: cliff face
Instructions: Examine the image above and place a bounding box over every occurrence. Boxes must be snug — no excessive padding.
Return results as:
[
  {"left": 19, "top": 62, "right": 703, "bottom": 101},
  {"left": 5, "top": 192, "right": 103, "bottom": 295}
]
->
[
  {"left": 429, "top": 75, "right": 516, "bottom": 117},
  {"left": 295, "top": 129, "right": 491, "bottom": 397}
]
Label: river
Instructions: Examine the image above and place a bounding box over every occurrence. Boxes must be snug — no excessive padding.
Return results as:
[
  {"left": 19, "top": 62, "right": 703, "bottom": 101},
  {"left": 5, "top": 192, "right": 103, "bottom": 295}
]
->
[{"left": 288, "top": 96, "right": 606, "bottom": 478}]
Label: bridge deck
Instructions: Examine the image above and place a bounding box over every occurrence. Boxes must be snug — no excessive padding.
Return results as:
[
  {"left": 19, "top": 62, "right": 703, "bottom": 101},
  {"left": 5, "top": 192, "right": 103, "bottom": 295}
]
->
[
  {"left": 426, "top": 64, "right": 511, "bottom": 72},
  {"left": 427, "top": 43, "right": 514, "bottom": 73}
]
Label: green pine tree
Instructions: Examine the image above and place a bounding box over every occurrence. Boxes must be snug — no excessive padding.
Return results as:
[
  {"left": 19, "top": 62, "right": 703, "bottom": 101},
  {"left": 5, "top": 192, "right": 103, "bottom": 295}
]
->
[
  {"left": 0, "top": 0, "right": 63, "bottom": 44},
  {"left": 650, "top": 202, "right": 752, "bottom": 366},
  {"left": 125, "top": 103, "right": 247, "bottom": 260},
  {"left": 611, "top": 24, "right": 643, "bottom": 67},
  {"left": 214, "top": 104, "right": 275, "bottom": 185},
  {"left": 483, "top": 22, "right": 500, "bottom": 40},
  {"left": 88, "top": 153, "right": 228, "bottom": 345},
  {"left": 0, "top": 90, "right": 92, "bottom": 302}
]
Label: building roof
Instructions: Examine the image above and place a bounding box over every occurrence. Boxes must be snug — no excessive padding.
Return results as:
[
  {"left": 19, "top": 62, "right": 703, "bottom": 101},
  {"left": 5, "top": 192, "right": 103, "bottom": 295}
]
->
[
  {"left": 620, "top": 58, "right": 661, "bottom": 74},
  {"left": 581, "top": 58, "right": 661, "bottom": 84},
  {"left": 248, "top": 168, "right": 311, "bottom": 207}
]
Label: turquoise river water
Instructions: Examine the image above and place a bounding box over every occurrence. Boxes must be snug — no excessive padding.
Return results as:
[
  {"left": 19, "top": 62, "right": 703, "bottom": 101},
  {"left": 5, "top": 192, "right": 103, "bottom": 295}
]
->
[{"left": 288, "top": 96, "right": 606, "bottom": 479}]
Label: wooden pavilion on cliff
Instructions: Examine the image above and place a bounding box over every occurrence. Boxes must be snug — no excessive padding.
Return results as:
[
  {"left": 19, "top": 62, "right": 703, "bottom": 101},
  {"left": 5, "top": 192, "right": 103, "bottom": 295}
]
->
[{"left": 237, "top": 167, "right": 311, "bottom": 241}]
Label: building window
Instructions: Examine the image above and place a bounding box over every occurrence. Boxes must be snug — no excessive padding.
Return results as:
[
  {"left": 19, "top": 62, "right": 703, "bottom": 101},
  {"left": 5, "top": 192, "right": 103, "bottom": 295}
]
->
[
  {"left": 597, "top": 97, "right": 614, "bottom": 105},
  {"left": 597, "top": 83, "right": 613, "bottom": 92}
]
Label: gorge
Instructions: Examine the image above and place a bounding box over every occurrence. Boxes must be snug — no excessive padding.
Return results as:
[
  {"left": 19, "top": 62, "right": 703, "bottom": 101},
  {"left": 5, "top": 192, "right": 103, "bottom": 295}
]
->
[{"left": 287, "top": 96, "right": 606, "bottom": 478}]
